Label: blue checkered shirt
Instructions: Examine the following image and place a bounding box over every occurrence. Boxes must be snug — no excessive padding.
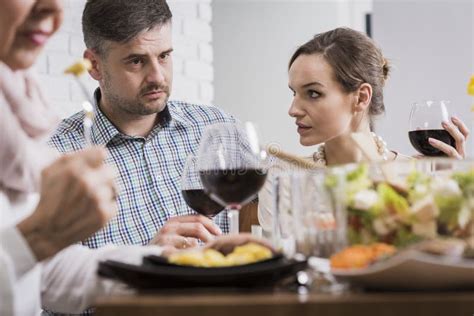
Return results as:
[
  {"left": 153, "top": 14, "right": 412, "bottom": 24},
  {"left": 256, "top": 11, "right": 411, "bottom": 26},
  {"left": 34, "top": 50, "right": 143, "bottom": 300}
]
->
[{"left": 49, "top": 90, "right": 234, "bottom": 249}]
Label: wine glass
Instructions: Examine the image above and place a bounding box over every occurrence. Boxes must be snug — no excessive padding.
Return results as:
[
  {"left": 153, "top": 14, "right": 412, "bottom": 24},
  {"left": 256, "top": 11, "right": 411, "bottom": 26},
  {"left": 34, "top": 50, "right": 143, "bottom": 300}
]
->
[
  {"left": 287, "top": 169, "right": 348, "bottom": 294},
  {"left": 181, "top": 154, "right": 225, "bottom": 217},
  {"left": 197, "top": 122, "right": 268, "bottom": 234},
  {"left": 408, "top": 100, "right": 455, "bottom": 156}
]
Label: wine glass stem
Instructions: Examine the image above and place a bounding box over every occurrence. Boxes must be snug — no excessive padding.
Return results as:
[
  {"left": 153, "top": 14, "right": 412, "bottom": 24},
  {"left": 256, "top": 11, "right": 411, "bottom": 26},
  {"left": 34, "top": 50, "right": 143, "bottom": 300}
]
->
[{"left": 228, "top": 205, "right": 240, "bottom": 234}]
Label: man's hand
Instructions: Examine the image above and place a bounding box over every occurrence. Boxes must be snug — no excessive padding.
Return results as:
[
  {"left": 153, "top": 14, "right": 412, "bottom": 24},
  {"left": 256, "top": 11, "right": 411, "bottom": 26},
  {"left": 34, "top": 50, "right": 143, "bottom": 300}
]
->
[
  {"left": 17, "top": 147, "right": 118, "bottom": 261},
  {"left": 162, "top": 233, "right": 274, "bottom": 257},
  {"left": 204, "top": 233, "right": 274, "bottom": 255},
  {"left": 150, "top": 215, "right": 222, "bottom": 251}
]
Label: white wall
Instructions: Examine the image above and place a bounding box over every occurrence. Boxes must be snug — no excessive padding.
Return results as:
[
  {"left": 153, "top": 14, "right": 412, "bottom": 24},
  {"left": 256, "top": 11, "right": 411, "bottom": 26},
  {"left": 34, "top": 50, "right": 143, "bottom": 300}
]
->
[
  {"left": 169, "top": 0, "right": 215, "bottom": 105},
  {"left": 212, "top": 0, "right": 372, "bottom": 155},
  {"left": 38, "top": 0, "right": 473, "bottom": 157},
  {"left": 36, "top": 0, "right": 215, "bottom": 119},
  {"left": 373, "top": 0, "right": 474, "bottom": 156},
  {"left": 34, "top": 0, "right": 91, "bottom": 119}
]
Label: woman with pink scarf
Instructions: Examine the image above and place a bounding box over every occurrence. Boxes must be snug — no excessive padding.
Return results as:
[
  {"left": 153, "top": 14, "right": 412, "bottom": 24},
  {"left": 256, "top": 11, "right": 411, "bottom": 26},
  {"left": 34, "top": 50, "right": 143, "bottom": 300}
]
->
[
  {"left": 0, "top": 1, "right": 177, "bottom": 315},
  {"left": 0, "top": 1, "right": 121, "bottom": 314}
]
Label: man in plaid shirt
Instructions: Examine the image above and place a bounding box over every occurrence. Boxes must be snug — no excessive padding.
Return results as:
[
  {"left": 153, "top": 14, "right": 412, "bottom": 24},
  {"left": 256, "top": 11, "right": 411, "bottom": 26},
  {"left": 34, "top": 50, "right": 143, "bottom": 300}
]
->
[{"left": 49, "top": 0, "right": 233, "bottom": 253}]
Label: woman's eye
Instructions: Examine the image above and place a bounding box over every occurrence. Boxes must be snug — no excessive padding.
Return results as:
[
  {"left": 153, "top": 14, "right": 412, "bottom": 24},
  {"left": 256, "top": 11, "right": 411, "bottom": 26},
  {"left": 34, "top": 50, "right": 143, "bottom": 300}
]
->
[{"left": 308, "top": 90, "right": 320, "bottom": 99}]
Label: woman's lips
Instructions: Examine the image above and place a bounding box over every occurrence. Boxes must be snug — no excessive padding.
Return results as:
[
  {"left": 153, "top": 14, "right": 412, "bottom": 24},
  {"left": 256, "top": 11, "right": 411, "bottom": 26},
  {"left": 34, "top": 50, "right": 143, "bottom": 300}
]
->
[
  {"left": 23, "top": 31, "right": 51, "bottom": 46},
  {"left": 296, "top": 122, "right": 311, "bottom": 134},
  {"left": 297, "top": 126, "right": 311, "bottom": 134}
]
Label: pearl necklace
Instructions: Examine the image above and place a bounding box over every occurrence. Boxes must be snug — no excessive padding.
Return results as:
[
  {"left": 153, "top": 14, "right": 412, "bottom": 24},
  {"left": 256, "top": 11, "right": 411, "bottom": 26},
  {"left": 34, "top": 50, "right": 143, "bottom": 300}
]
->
[{"left": 313, "top": 132, "right": 388, "bottom": 166}]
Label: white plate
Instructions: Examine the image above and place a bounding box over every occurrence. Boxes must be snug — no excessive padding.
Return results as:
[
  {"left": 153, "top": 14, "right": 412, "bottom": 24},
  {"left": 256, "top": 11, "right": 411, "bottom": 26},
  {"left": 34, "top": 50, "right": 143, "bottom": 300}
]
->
[{"left": 330, "top": 250, "right": 474, "bottom": 290}]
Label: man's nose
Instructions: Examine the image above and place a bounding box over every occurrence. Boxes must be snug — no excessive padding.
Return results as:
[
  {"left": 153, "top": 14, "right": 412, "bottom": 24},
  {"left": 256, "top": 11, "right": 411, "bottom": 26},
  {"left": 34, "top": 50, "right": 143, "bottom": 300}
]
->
[{"left": 146, "top": 61, "right": 165, "bottom": 85}]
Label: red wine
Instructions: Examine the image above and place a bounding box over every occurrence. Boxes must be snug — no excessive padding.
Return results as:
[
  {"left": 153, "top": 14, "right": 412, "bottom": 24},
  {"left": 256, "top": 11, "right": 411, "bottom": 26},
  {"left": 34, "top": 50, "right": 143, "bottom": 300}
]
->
[
  {"left": 182, "top": 189, "right": 224, "bottom": 216},
  {"left": 199, "top": 169, "right": 267, "bottom": 206},
  {"left": 409, "top": 129, "right": 456, "bottom": 156}
]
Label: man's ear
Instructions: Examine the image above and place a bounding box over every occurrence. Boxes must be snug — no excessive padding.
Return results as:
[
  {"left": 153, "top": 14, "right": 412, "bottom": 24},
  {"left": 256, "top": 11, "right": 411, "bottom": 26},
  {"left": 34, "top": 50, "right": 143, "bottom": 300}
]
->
[
  {"left": 84, "top": 49, "right": 102, "bottom": 81},
  {"left": 353, "top": 83, "right": 372, "bottom": 113}
]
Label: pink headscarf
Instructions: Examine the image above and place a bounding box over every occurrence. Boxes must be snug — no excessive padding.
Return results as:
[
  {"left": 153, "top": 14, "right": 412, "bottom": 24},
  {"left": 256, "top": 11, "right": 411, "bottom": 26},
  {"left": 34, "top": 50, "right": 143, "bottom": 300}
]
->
[{"left": 0, "top": 62, "right": 59, "bottom": 194}]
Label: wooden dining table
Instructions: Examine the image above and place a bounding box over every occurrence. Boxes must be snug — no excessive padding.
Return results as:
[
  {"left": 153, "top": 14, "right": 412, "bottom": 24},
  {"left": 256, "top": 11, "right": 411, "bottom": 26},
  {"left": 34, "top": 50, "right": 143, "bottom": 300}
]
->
[
  {"left": 95, "top": 202, "right": 473, "bottom": 315},
  {"left": 95, "top": 289, "right": 474, "bottom": 316}
]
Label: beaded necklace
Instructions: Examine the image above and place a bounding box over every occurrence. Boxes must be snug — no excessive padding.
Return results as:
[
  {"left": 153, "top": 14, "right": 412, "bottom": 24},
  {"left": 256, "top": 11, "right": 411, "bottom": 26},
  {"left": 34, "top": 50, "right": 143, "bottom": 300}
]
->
[{"left": 313, "top": 132, "right": 388, "bottom": 166}]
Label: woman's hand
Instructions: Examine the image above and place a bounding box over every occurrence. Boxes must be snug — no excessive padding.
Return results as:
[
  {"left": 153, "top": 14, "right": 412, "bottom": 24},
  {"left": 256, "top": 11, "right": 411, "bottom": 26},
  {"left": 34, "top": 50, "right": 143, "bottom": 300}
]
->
[
  {"left": 429, "top": 116, "right": 469, "bottom": 159},
  {"left": 17, "top": 147, "right": 118, "bottom": 261}
]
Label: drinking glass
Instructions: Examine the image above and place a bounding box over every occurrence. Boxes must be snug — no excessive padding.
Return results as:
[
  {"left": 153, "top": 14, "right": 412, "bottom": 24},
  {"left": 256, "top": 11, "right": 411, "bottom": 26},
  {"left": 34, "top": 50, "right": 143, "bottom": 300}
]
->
[
  {"left": 408, "top": 100, "right": 455, "bottom": 156},
  {"left": 197, "top": 122, "right": 268, "bottom": 234},
  {"left": 289, "top": 170, "right": 346, "bottom": 258},
  {"left": 283, "top": 169, "right": 348, "bottom": 293},
  {"left": 181, "top": 154, "right": 225, "bottom": 217}
]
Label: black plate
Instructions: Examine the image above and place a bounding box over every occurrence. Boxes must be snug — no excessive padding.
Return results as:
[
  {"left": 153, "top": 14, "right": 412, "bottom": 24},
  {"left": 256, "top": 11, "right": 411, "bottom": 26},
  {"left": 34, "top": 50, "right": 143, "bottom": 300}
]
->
[{"left": 98, "top": 254, "right": 307, "bottom": 290}]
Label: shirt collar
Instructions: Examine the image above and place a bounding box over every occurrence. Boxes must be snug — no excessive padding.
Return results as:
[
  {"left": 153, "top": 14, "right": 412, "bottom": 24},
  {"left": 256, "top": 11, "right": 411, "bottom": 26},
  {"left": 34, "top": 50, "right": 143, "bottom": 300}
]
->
[
  {"left": 91, "top": 89, "right": 122, "bottom": 146},
  {"left": 166, "top": 101, "right": 191, "bottom": 128}
]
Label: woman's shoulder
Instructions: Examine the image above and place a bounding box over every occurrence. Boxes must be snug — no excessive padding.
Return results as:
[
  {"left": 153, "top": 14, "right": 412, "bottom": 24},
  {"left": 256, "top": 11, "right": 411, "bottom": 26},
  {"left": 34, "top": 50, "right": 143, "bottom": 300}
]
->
[{"left": 267, "top": 155, "right": 322, "bottom": 174}]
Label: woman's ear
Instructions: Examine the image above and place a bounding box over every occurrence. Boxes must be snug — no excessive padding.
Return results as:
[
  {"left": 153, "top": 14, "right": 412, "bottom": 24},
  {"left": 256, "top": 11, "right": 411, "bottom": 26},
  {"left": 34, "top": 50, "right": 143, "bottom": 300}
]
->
[
  {"left": 353, "top": 83, "right": 372, "bottom": 113},
  {"left": 84, "top": 49, "right": 102, "bottom": 81}
]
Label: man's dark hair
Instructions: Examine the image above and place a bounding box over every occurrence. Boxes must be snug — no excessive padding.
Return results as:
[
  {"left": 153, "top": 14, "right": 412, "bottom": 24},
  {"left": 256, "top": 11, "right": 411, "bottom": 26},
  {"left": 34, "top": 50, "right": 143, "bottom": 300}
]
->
[{"left": 82, "top": 0, "right": 172, "bottom": 55}]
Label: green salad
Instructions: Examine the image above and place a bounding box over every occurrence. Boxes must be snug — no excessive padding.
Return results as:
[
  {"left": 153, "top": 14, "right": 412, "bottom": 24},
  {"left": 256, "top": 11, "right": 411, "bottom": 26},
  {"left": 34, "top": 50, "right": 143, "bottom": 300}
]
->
[{"left": 328, "top": 164, "right": 474, "bottom": 248}]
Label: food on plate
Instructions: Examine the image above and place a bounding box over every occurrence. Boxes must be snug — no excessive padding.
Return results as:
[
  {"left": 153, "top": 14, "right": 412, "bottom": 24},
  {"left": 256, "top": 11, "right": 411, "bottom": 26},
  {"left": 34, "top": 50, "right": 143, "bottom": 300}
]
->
[
  {"left": 464, "top": 236, "right": 474, "bottom": 258},
  {"left": 415, "top": 238, "right": 467, "bottom": 257},
  {"left": 326, "top": 164, "right": 474, "bottom": 248},
  {"left": 330, "top": 243, "right": 396, "bottom": 269},
  {"left": 168, "top": 242, "right": 273, "bottom": 267}
]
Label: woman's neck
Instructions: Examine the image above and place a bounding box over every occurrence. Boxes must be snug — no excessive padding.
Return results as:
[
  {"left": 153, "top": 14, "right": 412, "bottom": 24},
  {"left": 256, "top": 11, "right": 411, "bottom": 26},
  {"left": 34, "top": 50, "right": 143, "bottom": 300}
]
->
[{"left": 324, "top": 125, "right": 372, "bottom": 166}]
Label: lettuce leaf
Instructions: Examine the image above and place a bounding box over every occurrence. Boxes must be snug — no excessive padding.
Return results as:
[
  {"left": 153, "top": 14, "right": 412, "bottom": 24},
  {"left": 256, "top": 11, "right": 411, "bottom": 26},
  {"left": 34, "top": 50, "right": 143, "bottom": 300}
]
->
[
  {"left": 407, "top": 170, "right": 431, "bottom": 203},
  {"left": 345, "top": 165, "right": 372, "bottom": 204},
  {"left": 394, "top": 226, "right": 423, "bottom": 247},
  {"left": 435, "top": 194, "right": 463, "bottom": 229},
  {"left": 452, "top": 169, "right": 474, "bottom": 197},
  {"left": 432, "top": 169, "right": 473, "bottom": 230},
  {"left": 407, "top": 170, "right": 431, "bottom": 188},
  {"left": 375, "top": 183, "right": 410, "bottom": 218},
  {"left": 346, "top": 164, "right": 368, "bottom": 182}
]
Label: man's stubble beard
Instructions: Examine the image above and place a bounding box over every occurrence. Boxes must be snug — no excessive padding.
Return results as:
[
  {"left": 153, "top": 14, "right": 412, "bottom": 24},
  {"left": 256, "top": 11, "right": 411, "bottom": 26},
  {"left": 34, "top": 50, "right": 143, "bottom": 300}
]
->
[{"left": 102, "top": 70, "right": 170, "bottom": 116}]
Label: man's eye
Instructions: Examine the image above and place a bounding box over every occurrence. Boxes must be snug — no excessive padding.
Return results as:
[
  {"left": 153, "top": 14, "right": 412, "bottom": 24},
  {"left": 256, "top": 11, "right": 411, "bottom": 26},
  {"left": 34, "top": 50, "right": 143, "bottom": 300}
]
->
[
  {"left": 130, "top": 58, "right": 143, "bottom": 65},
  {"left": 159, "top": 52, "right": 170, "bottom": 60}
]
